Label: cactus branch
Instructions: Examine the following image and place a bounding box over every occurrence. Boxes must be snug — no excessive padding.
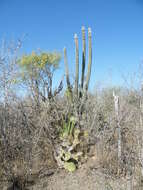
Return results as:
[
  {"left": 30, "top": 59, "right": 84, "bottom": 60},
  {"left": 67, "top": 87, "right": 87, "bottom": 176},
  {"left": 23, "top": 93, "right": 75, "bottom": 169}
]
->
[
  {"left": 64, "top": 47, "right": 70, "bottom": 88},
  {"left": 81, "top": 26, "right": 86, "bottom": 89},
  {"left": 74, "top": 33, "right": 79, "bottom": 97},
  {"left": 84, "top": 27, "right": 92, "bottom": 92},
  {"left": 63, "top": 47, "right": 72, "bottom": 100}
]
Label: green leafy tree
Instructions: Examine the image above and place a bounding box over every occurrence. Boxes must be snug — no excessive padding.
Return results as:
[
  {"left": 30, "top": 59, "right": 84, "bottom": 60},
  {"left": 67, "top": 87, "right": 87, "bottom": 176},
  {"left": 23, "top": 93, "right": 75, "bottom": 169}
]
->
[{"left": 17, "top": 51, "right": 62, "bottom": 103}]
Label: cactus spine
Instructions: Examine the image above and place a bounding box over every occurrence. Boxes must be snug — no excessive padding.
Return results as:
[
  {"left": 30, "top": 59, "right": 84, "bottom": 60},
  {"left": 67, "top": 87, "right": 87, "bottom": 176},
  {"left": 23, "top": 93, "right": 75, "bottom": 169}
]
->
[
  {"left": 74, "top": 34, "right": 79, "bottom": 97},
  {"left": 84, "top": 27, "right": 92, "bottom": 92},
  {"left": 81, "top": 26, "right": 86, "bottom": 90}
]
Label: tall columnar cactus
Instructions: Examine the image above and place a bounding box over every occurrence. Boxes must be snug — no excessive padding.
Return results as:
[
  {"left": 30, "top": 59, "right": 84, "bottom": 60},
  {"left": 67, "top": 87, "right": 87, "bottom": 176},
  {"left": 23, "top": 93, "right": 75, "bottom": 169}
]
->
[
  {"left": 61, "top": 27, "right": 93, "bottom": 171},
  {"left": 64, "top": 47, "right": 70, "bottom": 89},
  {"left": 84, "top": 27, "right": 92, "bottom": 92},
  {"left": 74, "top": 34, "right": 79, "bottom": 97},
  {"left": 81, "top": 26, "right": 86, "bottom": 90},
  {"left": 63, "top": 47, "right": 73, "bottom": 101},
  {"left": 64, "top": 27, "right": 92, "bottom": 103}
]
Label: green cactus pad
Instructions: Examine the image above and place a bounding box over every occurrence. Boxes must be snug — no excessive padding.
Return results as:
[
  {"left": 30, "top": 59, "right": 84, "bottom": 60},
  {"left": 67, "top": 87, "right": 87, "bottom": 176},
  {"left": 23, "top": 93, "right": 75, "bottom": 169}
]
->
[{"left": 64, "top": 162, "right": 76, "bottom": 172}]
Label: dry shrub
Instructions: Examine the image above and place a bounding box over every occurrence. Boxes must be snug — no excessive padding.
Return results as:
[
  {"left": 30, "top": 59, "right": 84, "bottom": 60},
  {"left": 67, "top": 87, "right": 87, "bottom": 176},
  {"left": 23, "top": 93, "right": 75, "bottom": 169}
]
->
[
  {"left": 86, "top": 87, "right": 141, "bottom": 179},
  {"left": 0, "top": 98, "right": 61, "bottom": 189}
]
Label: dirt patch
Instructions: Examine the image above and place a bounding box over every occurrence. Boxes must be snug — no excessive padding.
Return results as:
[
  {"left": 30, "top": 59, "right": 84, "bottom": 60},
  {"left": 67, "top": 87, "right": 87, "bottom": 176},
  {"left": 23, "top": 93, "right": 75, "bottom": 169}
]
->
[
  {"left": 6, "top": 157, "right": 135, "bottom": 190},
  {"left": 0, "top": 155, "right": 142, "bottom": 190}
]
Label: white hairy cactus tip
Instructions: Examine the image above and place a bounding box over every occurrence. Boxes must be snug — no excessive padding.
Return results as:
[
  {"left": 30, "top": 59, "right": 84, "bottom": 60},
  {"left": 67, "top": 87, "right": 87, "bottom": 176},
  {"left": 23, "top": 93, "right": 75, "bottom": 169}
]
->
[
  {"left": 81, "top": 26, "right": 85, "bottom": 31},
  {"left": 74, "top": 33, "right": 78, "bottom": 39},
  {"left": 88, "top": 27, "right": 92, "bottom": 35}
]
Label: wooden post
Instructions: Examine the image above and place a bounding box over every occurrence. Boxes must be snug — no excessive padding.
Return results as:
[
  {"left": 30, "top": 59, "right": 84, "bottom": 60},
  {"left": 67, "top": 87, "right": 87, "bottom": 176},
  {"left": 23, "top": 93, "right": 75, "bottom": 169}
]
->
[{"left": 113, "top": 91, "right": 121, "bottom": 164}]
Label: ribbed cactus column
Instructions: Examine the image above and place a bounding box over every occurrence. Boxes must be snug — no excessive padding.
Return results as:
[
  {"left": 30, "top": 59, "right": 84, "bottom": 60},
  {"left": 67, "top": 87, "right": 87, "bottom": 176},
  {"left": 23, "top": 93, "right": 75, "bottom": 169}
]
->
[
  {"left": 84, "top": 27, "right": 92, "bottom": 92},
  {"left": 81, "top": 26, "right": 86, "bottom": 90},
  {"left": 64, "top": 47, "right": 72, "bottom": 101},
  {"left": 64, "top": 47, "right": 70, "bottom": 89},
  {"left": 74, "top": 33, "right": 79, "bottom": 97}
]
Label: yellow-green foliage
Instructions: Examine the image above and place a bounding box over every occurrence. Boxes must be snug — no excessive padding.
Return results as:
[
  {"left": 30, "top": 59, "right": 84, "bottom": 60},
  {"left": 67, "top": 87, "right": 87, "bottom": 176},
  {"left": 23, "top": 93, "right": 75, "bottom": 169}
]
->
[
  {"left": 60, "top": 116, "right": 76, "bottom": 140},
  {"left": 19, "top": 51, "right": 61, "bottom": 68},
  {"left": 17, "top": 51, "right": 61, "bottom": 80}
]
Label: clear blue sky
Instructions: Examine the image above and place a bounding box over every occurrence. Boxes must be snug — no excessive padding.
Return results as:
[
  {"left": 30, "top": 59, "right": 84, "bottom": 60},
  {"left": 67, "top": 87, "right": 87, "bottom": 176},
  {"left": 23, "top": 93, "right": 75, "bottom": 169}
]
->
[{"left": 0, "top": 0, "right": 143, "bottom": 89}]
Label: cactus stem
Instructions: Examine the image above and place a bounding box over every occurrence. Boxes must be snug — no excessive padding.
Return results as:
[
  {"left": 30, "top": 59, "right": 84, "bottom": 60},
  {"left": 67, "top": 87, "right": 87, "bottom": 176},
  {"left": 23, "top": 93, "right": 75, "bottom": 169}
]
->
[
  {"left": 63, "top": 47, "right": 72, "bottom": 100},
  {"left": 81, "top": 26, "right": 86, "bottom": 90},
  {"left": 84, "top": 27, "right": 92, "bottom": 92},
  {"left": 74, "top": 33, "right": 79, "bottom": 97}
]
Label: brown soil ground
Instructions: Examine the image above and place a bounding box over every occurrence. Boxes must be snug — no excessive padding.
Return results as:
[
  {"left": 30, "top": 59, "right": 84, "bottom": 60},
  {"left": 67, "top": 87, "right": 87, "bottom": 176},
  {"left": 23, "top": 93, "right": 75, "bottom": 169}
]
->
[{"left": 1, "top": 156, "right": 142, "bottom": 190}]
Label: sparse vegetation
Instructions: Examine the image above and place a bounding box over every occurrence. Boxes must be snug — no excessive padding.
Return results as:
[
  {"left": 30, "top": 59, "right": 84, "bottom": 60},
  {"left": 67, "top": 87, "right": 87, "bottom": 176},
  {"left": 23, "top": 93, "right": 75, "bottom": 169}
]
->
[{"left": 0, "top": 27, "right": 143, "bottom": 190}]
